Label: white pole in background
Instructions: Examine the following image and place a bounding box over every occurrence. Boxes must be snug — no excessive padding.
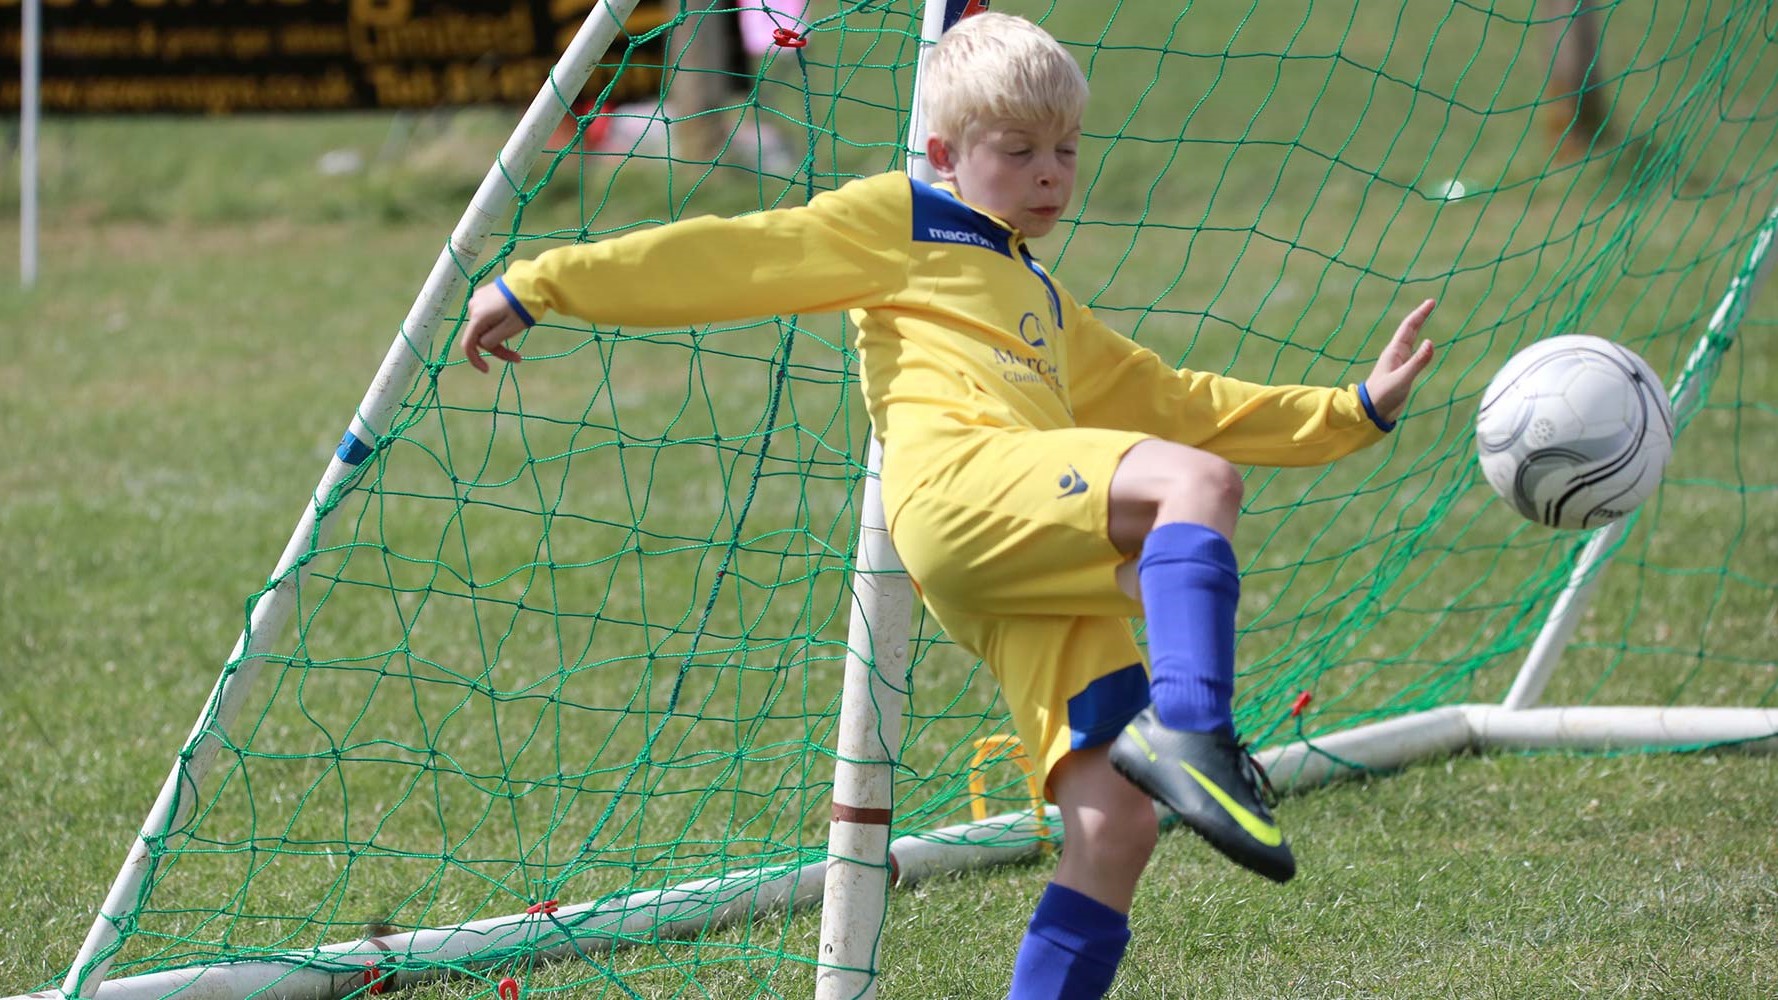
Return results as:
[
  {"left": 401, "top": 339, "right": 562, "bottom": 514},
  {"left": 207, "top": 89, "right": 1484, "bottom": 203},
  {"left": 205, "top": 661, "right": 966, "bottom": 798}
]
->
[
  {"left": 812, "top": 442, "right": 916, "bottom": 1000},
  {"left": 20, "top": 0, "right": 40, "bottom": 287},
  {"left": 812, "top": 2, "right": 964, "bottom": 996}
]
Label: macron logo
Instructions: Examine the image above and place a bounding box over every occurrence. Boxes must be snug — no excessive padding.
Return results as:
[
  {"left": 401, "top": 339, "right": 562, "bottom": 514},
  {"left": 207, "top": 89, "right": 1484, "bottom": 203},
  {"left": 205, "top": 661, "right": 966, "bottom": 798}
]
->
[
  {"left": 925, "top": 226, "right": 998, "bottom": 250},
  {"left": 1057, "top": 465, "right": 1088, "bottom": 498}
]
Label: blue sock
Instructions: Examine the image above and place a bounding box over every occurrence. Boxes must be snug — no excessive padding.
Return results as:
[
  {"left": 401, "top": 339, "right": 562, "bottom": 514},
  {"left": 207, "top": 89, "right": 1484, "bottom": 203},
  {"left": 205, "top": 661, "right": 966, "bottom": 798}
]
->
[
  {"left": 1007, "top": 883, "right": 1131, "bottom": 1000},
  {"left": 1139, "top": 522, "right": 1240, "bottom": 736}
]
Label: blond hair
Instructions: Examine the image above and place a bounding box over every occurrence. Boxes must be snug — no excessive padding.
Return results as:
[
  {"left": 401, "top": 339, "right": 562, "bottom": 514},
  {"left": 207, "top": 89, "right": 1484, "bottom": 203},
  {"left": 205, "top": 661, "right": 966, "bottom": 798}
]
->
[{"left": 921, "top": 12, "right": 1089, "bottom": 147}]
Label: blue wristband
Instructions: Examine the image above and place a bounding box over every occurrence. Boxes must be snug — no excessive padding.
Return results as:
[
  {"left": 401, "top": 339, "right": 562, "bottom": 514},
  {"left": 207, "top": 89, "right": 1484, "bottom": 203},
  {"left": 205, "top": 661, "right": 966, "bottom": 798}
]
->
[
  {"left": 494, "top": 277, "right": 538, "bottom": 328},
  {"left": 1357, "top": 382, "right": 1396, "bottom": 432}
]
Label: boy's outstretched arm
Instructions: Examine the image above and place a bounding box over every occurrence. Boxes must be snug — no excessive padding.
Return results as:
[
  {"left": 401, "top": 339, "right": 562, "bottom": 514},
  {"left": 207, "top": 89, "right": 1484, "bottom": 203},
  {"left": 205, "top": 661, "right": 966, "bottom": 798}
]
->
[
  {"left": 458, "top": 172, "right": 912, "bottom": 372},
  {"left": 1065, "top": 296, "right": 1441, "bottom": 466},
  {"left": 1360, "top": 298, "right": 1438, "bottom": 425}
]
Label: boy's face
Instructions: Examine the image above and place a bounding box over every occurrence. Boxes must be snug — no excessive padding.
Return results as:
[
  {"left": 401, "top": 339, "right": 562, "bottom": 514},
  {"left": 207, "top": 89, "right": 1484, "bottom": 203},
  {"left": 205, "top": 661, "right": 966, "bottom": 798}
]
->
[{"left": 929, "top": 118, "right": 1079, "bottom": 239}]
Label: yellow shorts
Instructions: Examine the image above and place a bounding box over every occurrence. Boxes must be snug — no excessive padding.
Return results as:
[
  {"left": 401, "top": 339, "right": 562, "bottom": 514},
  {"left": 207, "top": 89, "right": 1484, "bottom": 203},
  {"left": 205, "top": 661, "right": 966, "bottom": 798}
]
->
[{"left": 888, "top": 426, "right": 1155, "bottom": 793}]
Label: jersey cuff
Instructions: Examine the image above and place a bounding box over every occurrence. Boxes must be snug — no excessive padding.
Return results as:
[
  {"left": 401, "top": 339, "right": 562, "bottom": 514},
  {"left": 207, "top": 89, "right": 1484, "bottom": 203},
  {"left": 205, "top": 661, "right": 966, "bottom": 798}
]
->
[
  {"left": 1357, "top": 382, "right": 1396, "bottom": 433},
  {"left": 494, "top": 277, "right": 538, "bottom": 328}
]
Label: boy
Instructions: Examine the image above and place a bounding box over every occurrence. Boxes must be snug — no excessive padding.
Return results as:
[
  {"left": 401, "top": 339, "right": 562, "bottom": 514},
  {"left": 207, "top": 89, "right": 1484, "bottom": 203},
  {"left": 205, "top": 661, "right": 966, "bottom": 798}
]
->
[{"left": 460, "top": 12, "right": 1435, "bottom": 998}]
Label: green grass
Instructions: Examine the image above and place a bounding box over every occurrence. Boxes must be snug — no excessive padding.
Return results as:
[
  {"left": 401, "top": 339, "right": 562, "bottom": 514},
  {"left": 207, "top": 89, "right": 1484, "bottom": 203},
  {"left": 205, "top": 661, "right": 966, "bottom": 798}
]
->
[{"left": 3, "top": 0, "right": 1777, "bottom": 997}]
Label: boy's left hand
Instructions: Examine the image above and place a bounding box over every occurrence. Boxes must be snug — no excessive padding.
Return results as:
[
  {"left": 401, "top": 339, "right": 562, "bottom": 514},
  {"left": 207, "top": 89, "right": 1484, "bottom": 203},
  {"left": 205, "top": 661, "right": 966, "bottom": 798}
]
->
[{"left": 1364, "top": 298, "right": 1438, "bottom": 423}]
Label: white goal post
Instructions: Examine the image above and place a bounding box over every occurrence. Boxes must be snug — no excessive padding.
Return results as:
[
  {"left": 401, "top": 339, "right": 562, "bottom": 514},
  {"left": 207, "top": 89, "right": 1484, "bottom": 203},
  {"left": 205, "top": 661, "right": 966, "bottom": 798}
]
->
[{"left": 20, "top": 4, "right": 1778, "bottom": 1000}]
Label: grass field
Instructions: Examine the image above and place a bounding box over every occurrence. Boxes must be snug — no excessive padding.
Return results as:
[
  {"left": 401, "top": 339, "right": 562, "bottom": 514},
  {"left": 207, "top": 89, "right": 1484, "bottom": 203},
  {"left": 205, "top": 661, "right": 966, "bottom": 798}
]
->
[{"left": 3, "top": 0, "right": 1777, "bottom": 997}]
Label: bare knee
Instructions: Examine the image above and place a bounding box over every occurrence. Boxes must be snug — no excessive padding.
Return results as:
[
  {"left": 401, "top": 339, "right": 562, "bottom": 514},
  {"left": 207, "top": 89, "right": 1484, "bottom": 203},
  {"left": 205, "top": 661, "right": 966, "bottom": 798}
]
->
[
  {"left": 1109, "top": 442, "right": 1245, "bottom": 549},
  {"left": 1181, "top": 452, "right": 1245, "bottom": 513},
  {"left": 1065, "top": 788, "right": 1159, "bottom": 879},
  {"left": 1087, "top": 795, "right": 1160, "bottom": 870}
]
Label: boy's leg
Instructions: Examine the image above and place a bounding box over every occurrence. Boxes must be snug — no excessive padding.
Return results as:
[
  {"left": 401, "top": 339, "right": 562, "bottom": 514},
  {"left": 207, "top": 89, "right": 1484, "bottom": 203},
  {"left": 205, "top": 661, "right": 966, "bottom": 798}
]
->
[
  {"left": 911, "top": 604, "right": 1152, "bottom": 1000},
  {"left": 1008, "top": 746, "right": 1156, "bottom": 1000},
  {"left": 1108, "top": 438, "right": 1243, "bottom": 733},
  {"left": 1104, "top": 439, "right": 1296, "bottom": 883}
]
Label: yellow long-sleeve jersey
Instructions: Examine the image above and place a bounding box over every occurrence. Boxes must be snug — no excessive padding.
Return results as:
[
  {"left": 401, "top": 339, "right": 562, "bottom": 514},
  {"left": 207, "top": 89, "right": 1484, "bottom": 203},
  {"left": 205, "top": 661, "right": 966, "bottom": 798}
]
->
[{"left": 497, "top": 171, "right": 1389, "bottom": 507}]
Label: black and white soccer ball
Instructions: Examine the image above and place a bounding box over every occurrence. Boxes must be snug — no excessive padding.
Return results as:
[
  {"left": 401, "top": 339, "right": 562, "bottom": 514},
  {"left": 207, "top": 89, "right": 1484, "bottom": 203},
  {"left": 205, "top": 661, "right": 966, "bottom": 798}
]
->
[{"left": 1475, "top": 334, "right": 1674, "bottom": 530}]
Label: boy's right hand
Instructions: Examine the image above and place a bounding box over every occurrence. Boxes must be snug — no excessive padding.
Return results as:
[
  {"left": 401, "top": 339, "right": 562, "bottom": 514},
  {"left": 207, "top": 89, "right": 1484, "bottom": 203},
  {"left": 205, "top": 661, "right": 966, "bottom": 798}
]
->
[{"left": 460, "top": 282, "right": 531, "bottom": 373}]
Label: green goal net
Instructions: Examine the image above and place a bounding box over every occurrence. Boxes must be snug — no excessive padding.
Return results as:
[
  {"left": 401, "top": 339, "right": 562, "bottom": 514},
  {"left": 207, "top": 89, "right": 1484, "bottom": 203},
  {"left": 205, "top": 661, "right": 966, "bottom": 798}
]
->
[{"left": 47, "top": 1, "right": 1777, "bottom": 999}]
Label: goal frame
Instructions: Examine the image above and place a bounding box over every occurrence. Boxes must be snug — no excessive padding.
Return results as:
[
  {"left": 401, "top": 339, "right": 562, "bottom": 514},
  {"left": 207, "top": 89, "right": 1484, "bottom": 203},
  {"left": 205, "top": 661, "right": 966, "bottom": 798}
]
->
[{"left": 22, "top": 4, "right": 1778, "bottom": 1000}]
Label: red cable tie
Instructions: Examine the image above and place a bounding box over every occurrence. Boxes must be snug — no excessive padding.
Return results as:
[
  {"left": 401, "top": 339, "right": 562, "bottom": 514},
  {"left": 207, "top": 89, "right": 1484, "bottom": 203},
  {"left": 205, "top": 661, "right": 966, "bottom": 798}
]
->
[
  {"left": 1290, "top": 691, "right": 1313, "bottom": 717},
  {"left": 497, "top": 977, "right": 521, "bottom": 1000},
  {"left": 363, "top": 964, "right": 386, "bottom": 996},
  {"left": 524, "top": 899, "right": 559, "bottom": 916},
  {"left": 771, "top": 27, "right": 807, "bottom": 48}
]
